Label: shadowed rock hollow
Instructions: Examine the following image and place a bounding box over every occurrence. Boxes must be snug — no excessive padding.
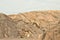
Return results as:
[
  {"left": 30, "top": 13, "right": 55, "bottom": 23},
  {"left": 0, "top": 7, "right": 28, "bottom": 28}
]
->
[{"left": 0, "top": 10, "right": 60, "bottom": 40}]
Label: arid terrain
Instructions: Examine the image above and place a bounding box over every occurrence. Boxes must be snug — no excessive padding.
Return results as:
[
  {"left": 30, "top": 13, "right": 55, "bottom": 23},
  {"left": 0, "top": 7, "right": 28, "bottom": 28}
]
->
[{"left": 0, "top": 10, "right": 60, "bottom": 40}]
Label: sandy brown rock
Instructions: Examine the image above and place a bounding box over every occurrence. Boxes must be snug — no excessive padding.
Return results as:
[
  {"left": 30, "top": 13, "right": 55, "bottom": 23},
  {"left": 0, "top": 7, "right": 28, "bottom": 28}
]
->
[
  {"left": 0, "top": 13, "right": 18, "bottom": 38},
  {"left": 9, "top": 10, "right": 60, "bottom": 40},
  {"left": 0, "top": 10, "right": 60, "bottom": 40}
]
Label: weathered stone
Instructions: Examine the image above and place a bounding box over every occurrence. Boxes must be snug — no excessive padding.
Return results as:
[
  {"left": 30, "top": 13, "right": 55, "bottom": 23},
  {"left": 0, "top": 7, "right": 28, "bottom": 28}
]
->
[{"left": 0, "top": 10, "right": 60, "bottom": 40}]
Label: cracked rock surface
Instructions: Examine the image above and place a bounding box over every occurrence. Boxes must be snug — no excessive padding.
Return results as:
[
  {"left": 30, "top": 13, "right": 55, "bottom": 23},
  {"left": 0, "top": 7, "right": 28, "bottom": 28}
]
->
[{"left": 0, "top": 10, "right": 60, "bottom": 40}]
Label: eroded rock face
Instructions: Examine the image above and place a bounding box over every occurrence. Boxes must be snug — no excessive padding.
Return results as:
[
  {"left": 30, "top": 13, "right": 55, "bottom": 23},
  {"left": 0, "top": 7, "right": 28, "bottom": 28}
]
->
[
  {"left": 9, "top": 10, "right": 60, "bottom": 40},
  {"left": 0, "top": 10, "right": 60, "bottom": 40},
  {"left": 0, "top": 13, "right": 18, "bottom": 38}
]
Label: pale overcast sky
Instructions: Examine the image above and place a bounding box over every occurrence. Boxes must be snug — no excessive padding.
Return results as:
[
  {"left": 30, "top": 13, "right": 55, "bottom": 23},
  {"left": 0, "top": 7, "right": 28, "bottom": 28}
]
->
[{"left": 0, "top": 0, "right": 60, "bottom": 14}]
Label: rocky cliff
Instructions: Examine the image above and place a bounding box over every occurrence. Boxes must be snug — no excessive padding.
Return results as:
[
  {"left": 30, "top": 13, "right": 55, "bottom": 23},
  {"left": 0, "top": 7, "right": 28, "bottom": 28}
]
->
[{"left": 0, "top": 10, "right": 60, "bottom": 40}]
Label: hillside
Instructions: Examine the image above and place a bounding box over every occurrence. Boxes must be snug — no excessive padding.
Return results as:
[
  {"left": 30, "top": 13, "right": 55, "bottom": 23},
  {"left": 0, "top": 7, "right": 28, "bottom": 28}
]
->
[{"left": 0, "top": 10, "right": 60, "bottom": 40}]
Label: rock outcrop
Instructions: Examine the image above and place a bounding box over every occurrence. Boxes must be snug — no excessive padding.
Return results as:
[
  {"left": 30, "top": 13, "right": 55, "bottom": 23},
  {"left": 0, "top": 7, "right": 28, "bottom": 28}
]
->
[
  {"left": 0, "top": 13, "right": 18, "bottom": 38},
  {"left": 0, "top": 10, "right": 60, "bottom": 40}
]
